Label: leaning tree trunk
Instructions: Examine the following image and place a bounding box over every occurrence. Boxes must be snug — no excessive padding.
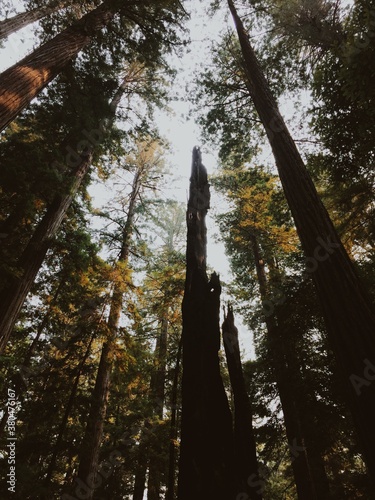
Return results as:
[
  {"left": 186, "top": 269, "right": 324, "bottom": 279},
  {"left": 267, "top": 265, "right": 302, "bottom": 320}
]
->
[
  {"left": 0, "top": 77, "right": 128, "bottom": 352},
  {"left": 177, "top": 147, "right": 235, "bottom": 500},
  {"left": 222, "top": 306, "right": 263, "bottom": 500},
  {"left": 0, "top": 0, "right": 117, "bottom": 132},
  {"left": 73, "top": 167, "right": 142, "bottom": 500},
  {"left": 0, "top": 1, "right": 74, "bottom": 40},
  {"left": 228, "top": 0, "right": 375, "bottom": 481},
  {"left": 251, "top": 235, "right": 329, "bottom": 500},
  {"left": 0, "top": 152, "right": 92, "bottom": 351}
]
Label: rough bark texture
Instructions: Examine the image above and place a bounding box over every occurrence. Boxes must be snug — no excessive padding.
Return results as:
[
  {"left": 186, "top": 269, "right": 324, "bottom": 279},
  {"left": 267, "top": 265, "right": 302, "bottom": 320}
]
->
[
  {"left": 228, "top": 0, "right": 375, "bottom": 481},
  {"left": 73, "top": 167, "right": 142, "bottom": 500},
  {"left": 252, "top": 235, "right": 330, "bottom": 500},
  {"left": 0, "top": 0, "right": 117, "bottom": 132},
  {"left": 0, "top": 1, "right": 73, "bottom": 40},
  {"left": 177, "top": 147, "right": 235, "bottom": 500},
  {"left": 0, "top": 78, "right": 127, "bottom": 351},
  {"left": 222, "top": 306, "right": 263, "bottom": 500}
]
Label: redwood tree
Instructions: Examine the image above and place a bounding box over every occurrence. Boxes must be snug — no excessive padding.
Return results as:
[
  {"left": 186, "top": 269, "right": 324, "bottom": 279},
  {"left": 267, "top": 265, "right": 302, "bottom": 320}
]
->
[
  {"left": 71, "top": 140, "right": 163, "bottom": 500},
  {"left": 0, "top": 0, "right": 76, "bottom": 40},
  {"left": 227, "top": 0, "right": 375, "bottom": 481},
  {"left": 0, "top": 0, "right": 117, "bottom": 132}
]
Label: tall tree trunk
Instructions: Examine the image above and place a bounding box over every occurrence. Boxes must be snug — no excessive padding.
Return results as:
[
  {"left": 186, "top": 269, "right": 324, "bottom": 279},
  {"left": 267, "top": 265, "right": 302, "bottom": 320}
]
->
[
  {"left": 0, "top": 1, "right": 74, "bottom": 40},
  {"left": 73, "top": 168, "right": 142, "bottom": 500},
  {"left": 0, "top": 0, "right": 117, "bottom": 132},
  {"left": 228, "top": 0, "right": 375, "bottom": 481},
  {"left": 177, "top": 147, "right": 235, "bottom": 500},
  {"left": 0, "top": 78, "right": 127, "bottom": 351},
  {"left": 222, "top": 306, "right": 263, "bottom": 500},
  {"left": 251, "top": 235, "right": 329, "bottom": 499},
  {"left": 147, "top": 314, "right": 168, "bottom": 500},
  {"left": 166, "top": 336, "right": 182, "bottom": 500}
]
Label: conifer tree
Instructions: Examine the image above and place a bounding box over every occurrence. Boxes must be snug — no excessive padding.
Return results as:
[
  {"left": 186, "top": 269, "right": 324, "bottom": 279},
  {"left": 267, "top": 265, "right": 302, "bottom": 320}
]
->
[{"left": 227, "top": 0, "right": 375, "bottom": 480}]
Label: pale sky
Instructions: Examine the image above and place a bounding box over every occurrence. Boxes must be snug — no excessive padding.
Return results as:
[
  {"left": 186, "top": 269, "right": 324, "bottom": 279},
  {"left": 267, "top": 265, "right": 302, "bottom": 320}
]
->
[{"left": 0, "top": 1, "right": 259, "bottom": 358}]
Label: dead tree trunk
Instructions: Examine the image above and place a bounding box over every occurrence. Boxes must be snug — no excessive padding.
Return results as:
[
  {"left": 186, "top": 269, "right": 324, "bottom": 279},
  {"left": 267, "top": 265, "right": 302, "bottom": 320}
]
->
[
  {"left": 222, "top": 306, "right": 263, "bottom": 500},
  {"left": 0, "top": 0, "right": 117, "bottom": 132},
  {"left": 177, "top": 147, "right": 235, "bottom": 500},
  {"left": 0, "top": 78, "right": 128, "bottom": 351},
  {"left": 228, "top": 0, "right": 375, "bottom": 481},
  {"left": 0, "top": 1, "right": 74, "bottom": 40}
]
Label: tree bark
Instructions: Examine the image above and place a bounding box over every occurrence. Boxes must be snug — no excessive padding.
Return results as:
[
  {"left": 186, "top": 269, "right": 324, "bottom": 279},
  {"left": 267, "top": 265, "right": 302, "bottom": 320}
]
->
[
  {"left": 222, "top": 306, "right": 263, "bottom": 500},
  {"left": 0, "top": 1, "right": 74, "bottom": 40},
  {"left": 177, "top": 147, "right": 236, "bottom": 500},
  {"left": 0, "top": 0, "right": 117, "bottom": 132},
  {"left": 228, "top": 0, "right": 375, "bottom": 482},
  {"left": 0, "top": 77, "right": 127, "bottom": 352},
  {"left": 73, "top": 167, "right": 142, "bottom": 500}
]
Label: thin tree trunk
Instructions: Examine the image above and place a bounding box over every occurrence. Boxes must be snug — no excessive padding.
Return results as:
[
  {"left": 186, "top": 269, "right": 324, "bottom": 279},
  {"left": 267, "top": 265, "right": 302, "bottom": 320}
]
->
[
  {"left": 222, "top": 306, "right": 263, "bottom": 500},
  {"left": 251, "top": 235, "right": 329, "bottom": 499},
  {"left": 166, "top": 335, "right": 182, "bottom": 500},
  {"left": 0, "top": 1, "right": 74, "bottom": 40},
  {"left": 147, "top": 314, "right": 168, "bottom": 500},
  {"left": 73, "top": 168, "right": 142, "bottom": 500},
  {"left": 0, "top": 77, "right": 128, "bottom": 351},
  {"left": 177, "top": 147, "right": 235, "bottom": 500},
  {"left": 0, "top": 0, "right": 117, "bottom": 132},
  {"left": 44, "top": 330, "right": 96, "bottom": 484},
  {"left": 132, "top": 441, "right": 148, "bottom": 500},
  {"left": 228, "top": 0, "right": 375, "bottom": 481}
]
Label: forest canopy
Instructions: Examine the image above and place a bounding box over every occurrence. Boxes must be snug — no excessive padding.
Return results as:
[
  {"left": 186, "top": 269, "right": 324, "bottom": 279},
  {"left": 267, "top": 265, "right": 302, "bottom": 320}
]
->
[{"left": 0, "top": 1, "right": 374, "bottom": 499}]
